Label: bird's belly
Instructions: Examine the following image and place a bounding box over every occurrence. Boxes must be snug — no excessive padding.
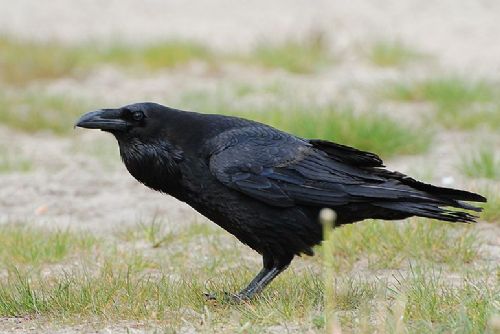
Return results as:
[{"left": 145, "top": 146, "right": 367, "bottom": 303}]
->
[{"left": 179, "top": 179, "right": 322, "bottom": 256}]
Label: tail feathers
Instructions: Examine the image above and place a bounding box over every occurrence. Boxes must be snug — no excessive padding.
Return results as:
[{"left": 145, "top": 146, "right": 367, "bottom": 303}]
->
[
  {"left": 453, "top": 200, "right": 483, "bottom": 212},
  {"left": 369, "top": 169, "right": 486, "bottom": 223},
  {"left": 374, "top": 201, "right": 479, "bottom": 223},
  {"left": 373, "top": 169, "right": 487, "bottom": 203},
  {"left": 407, "top": 180, "right": 486, "bottom": 203}
]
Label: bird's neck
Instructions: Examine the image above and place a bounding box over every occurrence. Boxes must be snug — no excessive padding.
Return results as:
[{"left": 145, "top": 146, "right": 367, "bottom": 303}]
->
[{"left": 118, "top": 138, "right": 184, "bottom": 195}]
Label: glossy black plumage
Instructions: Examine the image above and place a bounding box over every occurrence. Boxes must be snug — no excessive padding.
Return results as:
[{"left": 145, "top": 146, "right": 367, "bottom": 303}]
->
[{"left": 75, "top": 102, "right": 487, "bottom": 299}]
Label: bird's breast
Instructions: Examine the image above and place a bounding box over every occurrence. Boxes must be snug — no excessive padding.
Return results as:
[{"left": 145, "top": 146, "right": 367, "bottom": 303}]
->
[{"left": 119, "top": 143, "right": 184, "bottom": 197}]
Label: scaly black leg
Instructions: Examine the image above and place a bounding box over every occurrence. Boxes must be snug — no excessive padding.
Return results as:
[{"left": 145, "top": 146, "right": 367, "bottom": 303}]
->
[
  {"left": 204, "top": 254, "right": 293, "bottom": 301},
  {"left": 235, "top": 266, "right": 286, "bottom": 300},
  {"left": 238, "top": 267, "right": 271, "bottom": 295},
  {"left": 234, "top": 253, "right": 293, "bottom": 300}
]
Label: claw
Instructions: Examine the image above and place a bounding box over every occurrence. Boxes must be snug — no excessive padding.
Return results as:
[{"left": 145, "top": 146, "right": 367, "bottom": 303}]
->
[
  {"left": 224, "top": 291, "right": 250, "bottom": 303},
  {"left": 203, "top": 292, "right": 250, "bottom": 303},
  {"left": 203, "top": 292, "right": 217, "bottom": 301}
]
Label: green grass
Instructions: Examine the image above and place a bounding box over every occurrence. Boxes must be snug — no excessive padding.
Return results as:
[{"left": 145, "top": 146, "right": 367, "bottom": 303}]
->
[
  {"left": 369, "top": 41, "right": 424, "bottom": 67},
  {"left": 0, "top": 34, "right": 335, "bottom": 86},
  {"left": 385, "top": 77, "right": 500, "bottom": 130},
  {"left": 0, "top": 224, "right": 95, "bottom": 267},
  {"left": 1, "top": 264, "right": 497, "bottom": 333},
  {"left": 460, "top": 147, "right": 500, "bottom": 180},
  {"left": 0, "top": 145, "right": 32, "bottom": 173},
  {"left": 239, "top": 107, "right": 432, "bottom": 157},
  {"left": 129, "top": 214, "right": 175, "bottom": 248},
  {"left": 433, "top": 104, "right": 500, "bottom": 131},
  {"left": 387, "top": 77, "right": 493, "bottom": 105},
  {"left": 479, "top": 188, "right": 500, "bottom": 223},
  {"left": 96, "top": 40, "right": 212, "bottom": 70},
  {"left": 0, "top": 36, "right": 213, "bottom": 85},
  {"left": 0, "top": 37, "right": 86, "bottom": 85},
  {"left": 0, "top": 218, "right": 496, "bottom": 333},
  {"left": 245, "top": 32, "right": 333, "bottom": 74},
  {"left": 0, "top": 92, "right": 93, "bottom": 134},
  {"left": 314, "top": 219, "right": 479, "bottom": 271},
  {"left": 2, "top": 85, "right": 433, "bottom": 156},
  {"left": 394, "top": 265, "right": 499, "bottom": 334}
]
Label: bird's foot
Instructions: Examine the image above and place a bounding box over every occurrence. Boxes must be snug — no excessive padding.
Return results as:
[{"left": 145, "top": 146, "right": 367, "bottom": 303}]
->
[
  {"left": 203, "top": 292, "right": 250, "bottom": 303},
  {"left": 225, "top": 291, "right": 251, "bottom": 303}
]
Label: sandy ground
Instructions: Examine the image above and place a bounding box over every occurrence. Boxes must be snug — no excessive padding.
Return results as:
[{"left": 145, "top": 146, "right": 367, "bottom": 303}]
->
[
  {"left": 0, "top": 0, "right": 499, "bottom": 332},
  {"left": 0, "top": 126, "right": 196, "bottom": 233}
]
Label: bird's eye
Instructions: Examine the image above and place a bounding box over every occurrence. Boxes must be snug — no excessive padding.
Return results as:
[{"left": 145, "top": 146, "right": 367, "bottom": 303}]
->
[{"left": 132, "top": 111, "right": 144, "bottom": 121}]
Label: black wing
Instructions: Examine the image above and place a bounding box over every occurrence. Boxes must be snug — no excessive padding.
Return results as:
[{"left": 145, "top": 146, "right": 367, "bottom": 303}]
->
[
  {"left": 308, "top": 139, "right": 384, "bottom": 168},
  {"left": 206, "top": 126, "right": 438, "bottom": 209}
]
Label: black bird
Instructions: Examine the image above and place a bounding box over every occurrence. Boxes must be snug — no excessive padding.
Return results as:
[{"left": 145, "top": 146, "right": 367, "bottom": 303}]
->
[{"left": 76, "top": 103, "right": 486, "bottom": 300}]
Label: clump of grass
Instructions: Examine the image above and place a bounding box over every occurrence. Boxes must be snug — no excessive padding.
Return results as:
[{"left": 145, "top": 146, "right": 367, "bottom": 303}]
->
[
  {"left": 315, "top": 219, "right": 479, "bottom": 271},
  {"left": 369, "top": 41, "right": 424, "bottom": 67},
  {"left": 385, "top": 77, "right": 499, "bottom": 130},
  {"left": 180, "top": 90, "right": 432, "bottom": 158},
  {"left": 247, "top": 32, "right": 332, "bottom": 74},
  {"left": 387, "top": 77, "right": 493, "bottom": 106},
  {"left": 0, "top": 92, "right": 92, "bottom": 134},
  {"left": 117, "top": 219, "right": 220, "bottom": 246},
  {"left": 0, "top": 145, "right": 32, "bottom": 173},
  {"left": 98, "top": 40, "right": 212, "bottom": 70},
  {"left": 398, "top": 265, "right": 499, "bottom": 333},
  {"left": 241, "top": 106, "right": 431, "bottom": 157},
  {"left": 460, "top": 147, "right": 500, "bottom": 180},
  {"left": 137, "top": 215, "right": 175, "bottom": 248},
  {"left": 0, "top": 36, "right": 85, "bottom": 85},
  {"left": 0, "top": 224, "right": 95, "bottom": 266},
  {"left": 0, "top": 36, "right": 213, "bottom": 85},
  {"left": 479, "top": 188, "right": 500, "bottom": 223}
]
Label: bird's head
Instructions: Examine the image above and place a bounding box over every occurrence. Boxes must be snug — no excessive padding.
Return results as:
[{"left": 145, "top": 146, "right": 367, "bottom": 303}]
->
[
  {"left": 75, "top": 102, "right": 169, "bottom": 140},
  {"left": 76, "top": 102, "right": 185, "bottom": 189}
]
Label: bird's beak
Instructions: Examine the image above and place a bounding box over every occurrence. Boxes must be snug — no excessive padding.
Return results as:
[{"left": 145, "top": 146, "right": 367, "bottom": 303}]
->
[{"left": 75, "top": 109, "right": 128, "bottom": 131}]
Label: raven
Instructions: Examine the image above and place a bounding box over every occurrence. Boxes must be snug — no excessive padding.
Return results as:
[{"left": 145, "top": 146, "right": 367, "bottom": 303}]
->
[{"left": 76, "top": 102, "right": 486, "bottom": 300}]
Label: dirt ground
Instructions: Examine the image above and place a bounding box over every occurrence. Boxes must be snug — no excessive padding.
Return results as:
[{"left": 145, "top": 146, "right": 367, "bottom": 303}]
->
[{"left": 0, "top": 0, "right": 499, "bottom": 333}]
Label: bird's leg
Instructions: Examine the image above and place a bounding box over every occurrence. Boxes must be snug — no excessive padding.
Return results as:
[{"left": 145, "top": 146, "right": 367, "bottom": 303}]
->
[
  {"left": 235, "top": 266, "right": 286, "bottom": 300},
  {"left": 204, "top": 256, "right": 274, "bottom": 301},
  {"left": 238, "top": 267, "right": 272, "bottom": 295},
  {"left": 234, "top": 254, "right": 293, "bottom": 301},
  {"left": 204, "top": 254, "right": 292, "bottom": 302}
]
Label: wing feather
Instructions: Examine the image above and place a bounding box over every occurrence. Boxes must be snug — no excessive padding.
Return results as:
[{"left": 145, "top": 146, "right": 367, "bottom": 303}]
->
[
  {"left": 207, "top": 126, "right": 390, "bottom": 208},
  {"left": 205, "top": 124, "right": 484, "bottom": 220}
]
